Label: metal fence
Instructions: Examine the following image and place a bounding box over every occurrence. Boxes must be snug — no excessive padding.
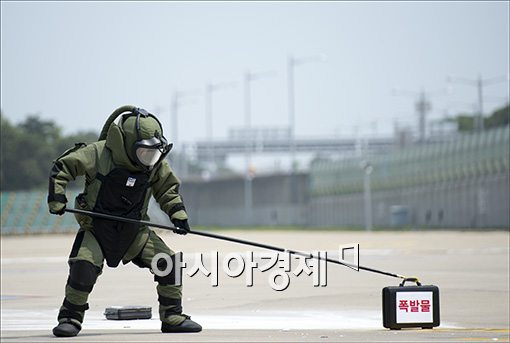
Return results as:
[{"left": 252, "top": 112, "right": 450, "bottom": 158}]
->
[
  {"left": 308, "top": 173, "right": 509, "bottom": 228},
  {"left": 308, "top": 127, "right": 510, "bottom": 228}
]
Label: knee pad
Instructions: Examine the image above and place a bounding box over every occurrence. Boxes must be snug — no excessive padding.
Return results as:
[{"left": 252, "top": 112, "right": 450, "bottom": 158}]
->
[
  {"left": 68, "top": 260, "right": 100, "bottom": 293},
  {"left": 154, "top": 252, "right": 183, "bottom": 285}
]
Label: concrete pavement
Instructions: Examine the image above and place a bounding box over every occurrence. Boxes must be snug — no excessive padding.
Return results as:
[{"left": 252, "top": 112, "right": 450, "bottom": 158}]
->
[{"left": 1, "top": 230, "right": 509, "bottom": 342}]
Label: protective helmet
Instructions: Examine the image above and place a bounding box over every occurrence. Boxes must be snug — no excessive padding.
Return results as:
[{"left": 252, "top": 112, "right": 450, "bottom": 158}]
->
[{"left": 121, "top": 108, "right": 172, "bottom": 170}]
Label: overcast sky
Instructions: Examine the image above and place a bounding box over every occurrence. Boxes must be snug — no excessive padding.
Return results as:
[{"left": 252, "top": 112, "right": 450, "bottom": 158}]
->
[{"left": 1, "top": 1, "right": 509, "bottom": 147}]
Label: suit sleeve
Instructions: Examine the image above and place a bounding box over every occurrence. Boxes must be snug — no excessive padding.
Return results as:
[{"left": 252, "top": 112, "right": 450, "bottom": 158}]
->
[
  {"left": 152, "top": 160, "right": 188, "bottom": 221},
  {"left": 47, "top": 144, "right": 96, "bottom": 205}
]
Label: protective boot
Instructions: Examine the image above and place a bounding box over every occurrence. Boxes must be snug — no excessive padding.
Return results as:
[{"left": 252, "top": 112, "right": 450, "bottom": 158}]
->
[
  {"left": 131, "top": 234, "right": 201, "bottom": 333},
  {"left": 52, "top": 319, "right": 81, "bottom": 337},
  {"left": 157, "top": 286, "right": 201, "bottom": 333},
  {"left": 161, "top": 315, "right": 202, "bottom": 333},
  {"left": 153, "top": 252, "right": 202, "bottom": 333},
  {"left": 53, "top": 254, "right": 102, "bottom": 338}
]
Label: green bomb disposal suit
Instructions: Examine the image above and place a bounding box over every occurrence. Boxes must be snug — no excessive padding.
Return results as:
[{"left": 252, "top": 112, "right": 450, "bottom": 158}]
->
[{"left": 47, "top": 106, "right": 201, "bottom": 336}]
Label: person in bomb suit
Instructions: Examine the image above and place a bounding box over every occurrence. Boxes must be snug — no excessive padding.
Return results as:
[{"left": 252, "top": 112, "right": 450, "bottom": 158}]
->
[{"left": 48, "top": 105, "right": 202, "bottom": 337}]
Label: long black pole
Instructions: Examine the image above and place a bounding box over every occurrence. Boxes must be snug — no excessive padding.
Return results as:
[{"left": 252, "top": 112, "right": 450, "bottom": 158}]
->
[{"left": 65, "top": 208, "right": 406, "bottom": 280}]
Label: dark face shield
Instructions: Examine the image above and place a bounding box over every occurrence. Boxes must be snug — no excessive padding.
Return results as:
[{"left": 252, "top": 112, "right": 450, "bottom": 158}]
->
[{"left": 133, "top": 136, "right": 172, "bottom": 168}]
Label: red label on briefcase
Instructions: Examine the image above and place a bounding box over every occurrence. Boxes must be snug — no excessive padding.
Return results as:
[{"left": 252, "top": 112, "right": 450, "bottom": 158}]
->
[{"left": 396, "top": 291, "right": 433, "bottom": 323}]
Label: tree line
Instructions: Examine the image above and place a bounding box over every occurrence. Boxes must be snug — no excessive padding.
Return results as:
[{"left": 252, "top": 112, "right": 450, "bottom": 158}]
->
[
  {"left": 447, "top": 104, "right": 509, "bottom": 132},
  {"left": 1, "top": 114, "right": 97, "bottom": 191}
]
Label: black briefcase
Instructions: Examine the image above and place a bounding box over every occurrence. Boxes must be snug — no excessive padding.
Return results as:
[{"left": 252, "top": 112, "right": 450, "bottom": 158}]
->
[
  {"left": 104, "top": 306, "right": 152, "bottom": 320},
  {"left": 382, "top": 278, "right": 440, "bottom": 329}
]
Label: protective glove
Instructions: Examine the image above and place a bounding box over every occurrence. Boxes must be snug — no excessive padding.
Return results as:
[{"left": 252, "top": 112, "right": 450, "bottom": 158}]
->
[
  {"left": 171, "top": 219, "right": 190, "bottom": 235},
  {"left": 49, "top": 201, "right": 66, "bottom": 216}
]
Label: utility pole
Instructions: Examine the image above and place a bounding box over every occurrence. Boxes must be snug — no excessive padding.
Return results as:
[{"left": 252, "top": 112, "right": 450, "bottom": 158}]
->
[
  {"left": 393, "top": 87, "right": 448, "bottom": 143},
  {"left": 244, "top": 71, "right": 253, "bottom": 226},
  {"left": 447, "top": 74, "right": 508, "bottom": 132},
  {"left": 416, "top": 90, "right": 431, "bottom": 143}
]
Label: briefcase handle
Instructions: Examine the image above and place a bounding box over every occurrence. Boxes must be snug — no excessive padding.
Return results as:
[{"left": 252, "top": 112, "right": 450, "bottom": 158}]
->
[{"left": 399, "top": 277, "right": 421, "bottom": 287}]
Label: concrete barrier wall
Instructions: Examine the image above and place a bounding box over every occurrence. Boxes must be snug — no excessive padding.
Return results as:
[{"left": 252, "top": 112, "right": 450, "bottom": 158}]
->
[
  {"left": 1, "top": 172, "right": 508, "bottom": 234},
  {"left": 182, "top": 172, "right": 509, "bottom": 228},
  {"left": 181, "top": 173, "right": 309, "bottom": 227}
]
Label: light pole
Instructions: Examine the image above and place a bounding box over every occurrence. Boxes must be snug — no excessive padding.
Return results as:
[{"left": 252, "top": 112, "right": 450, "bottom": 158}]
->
[
  {"left": 243, "top": 69, "right": 277, "bottom": 226},
  {"left": 205, "top": 80, "right": 237, "bottom": 171},
  {"left": 360, "top": 160, "right": 373, "bottom": 231},
  {"left": 170, "top": 89, "right": 201, "bottom": 176},
  {"left": 287, "top": 54, "right": 325, "bottom": 172},
  {"left": 447, "top": 74, "right": 508, "bottom": 132},
  {"left": 205, "top": 80, "right": 237, "bottom": 141}
]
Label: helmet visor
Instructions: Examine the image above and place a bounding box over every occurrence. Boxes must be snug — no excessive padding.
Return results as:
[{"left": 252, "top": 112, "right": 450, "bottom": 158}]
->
[{"left": 135, "top": 147, "right": 163, "bottom": 167}]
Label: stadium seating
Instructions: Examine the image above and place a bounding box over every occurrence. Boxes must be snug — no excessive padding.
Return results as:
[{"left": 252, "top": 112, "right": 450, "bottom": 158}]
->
[{"left": 1, "top": 191, "right": 80, "bottom": 235}]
